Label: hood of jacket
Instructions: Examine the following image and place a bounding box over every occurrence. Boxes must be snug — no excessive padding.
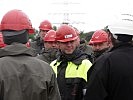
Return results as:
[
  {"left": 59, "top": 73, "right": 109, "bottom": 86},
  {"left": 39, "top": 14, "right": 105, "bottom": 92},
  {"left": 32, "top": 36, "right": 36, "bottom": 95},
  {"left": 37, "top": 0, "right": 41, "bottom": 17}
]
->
[
  {"left": 37, "top": 48, "right": 58, "bottom": 64},
  {"left": 0, "top": 43, "right": 36, "bottom": 57}
]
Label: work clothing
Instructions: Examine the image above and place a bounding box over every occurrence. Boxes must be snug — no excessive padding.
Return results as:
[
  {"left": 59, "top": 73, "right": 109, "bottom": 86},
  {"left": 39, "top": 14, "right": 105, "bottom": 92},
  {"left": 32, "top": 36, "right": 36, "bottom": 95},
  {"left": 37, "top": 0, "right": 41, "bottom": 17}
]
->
[
  {"left": 91, "top": 47, "right": 109, "bottom": 63},
  {"left": 37, "top": 48, "right": 58, "bottom": 64},
  {"left": 0, "top": 43, "right": 61, "bottom": 100},
  {"left": 50, "top": 48, "right": 92, "bottom": 100},
  {"left": 85, "top": 42, "right": 133, "bottom": 100},
  {"left": 79, "top": 39, "right": 93, "bottom": 62},
  {"left": 32, "top": 36, "right": 44, "bottom": 55}
]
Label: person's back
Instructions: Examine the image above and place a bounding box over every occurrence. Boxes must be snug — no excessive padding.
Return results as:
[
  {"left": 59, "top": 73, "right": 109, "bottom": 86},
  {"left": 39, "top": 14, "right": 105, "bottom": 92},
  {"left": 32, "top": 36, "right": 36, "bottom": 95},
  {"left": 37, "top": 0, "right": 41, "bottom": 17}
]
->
[
  {"left": 85, "top": 42, "right": 133, "bottom": 100},
  {"left": 107, "top": 42, "right": 133, "bottom": 99},
  {"left": 0, "top": 43, "right": 60, "bottom": 100},
  {"left": 84, "top": 14, "right": 133, "bottom": 100},
  {"left": 0, "top": 9, "right": 61, "bottom": 100}
]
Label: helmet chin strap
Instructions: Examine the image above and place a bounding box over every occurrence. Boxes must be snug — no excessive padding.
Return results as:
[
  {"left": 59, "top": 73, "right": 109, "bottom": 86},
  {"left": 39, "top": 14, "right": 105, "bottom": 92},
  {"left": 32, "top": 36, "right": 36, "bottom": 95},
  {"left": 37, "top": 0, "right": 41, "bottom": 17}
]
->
[{"left": 112, "top": 34, "right": 118, "bottom": 39}]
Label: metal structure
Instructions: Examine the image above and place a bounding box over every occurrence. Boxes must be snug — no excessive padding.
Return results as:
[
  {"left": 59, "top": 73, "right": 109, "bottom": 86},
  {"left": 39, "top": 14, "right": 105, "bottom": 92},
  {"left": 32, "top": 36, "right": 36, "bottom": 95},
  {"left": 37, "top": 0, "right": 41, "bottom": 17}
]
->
[{"left": 48, "top": 0, "right": 86, "bottom": 30}]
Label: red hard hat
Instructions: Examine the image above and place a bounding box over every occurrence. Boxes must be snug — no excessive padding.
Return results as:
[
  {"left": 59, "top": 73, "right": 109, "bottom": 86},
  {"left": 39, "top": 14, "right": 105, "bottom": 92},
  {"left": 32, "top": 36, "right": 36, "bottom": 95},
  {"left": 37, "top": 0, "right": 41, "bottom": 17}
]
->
[
  {"left": 0, "top": 9, "right": 34, "bottom": 34},
  {"left": 89, "top": 30, "right": 109, "bottom": 45},
  {"left": 56, "top": 24, "right": 78, "bottom": 42},
  {"left": 0, "top": 32, "right": 6, "bottom": 48},
  {"left": 39, "top": 20, "right": 52, "bottom": 31},
  {"left": 44, "top": 30, "right": 56, "bottom": 42}
]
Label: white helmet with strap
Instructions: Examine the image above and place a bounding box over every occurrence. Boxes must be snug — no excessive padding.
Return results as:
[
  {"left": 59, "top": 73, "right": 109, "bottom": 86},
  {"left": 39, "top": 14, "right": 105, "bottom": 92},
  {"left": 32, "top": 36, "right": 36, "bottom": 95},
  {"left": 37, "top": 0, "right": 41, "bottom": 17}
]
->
[{"left": 108, "top": 14, "right": 133, "bottom": 36}]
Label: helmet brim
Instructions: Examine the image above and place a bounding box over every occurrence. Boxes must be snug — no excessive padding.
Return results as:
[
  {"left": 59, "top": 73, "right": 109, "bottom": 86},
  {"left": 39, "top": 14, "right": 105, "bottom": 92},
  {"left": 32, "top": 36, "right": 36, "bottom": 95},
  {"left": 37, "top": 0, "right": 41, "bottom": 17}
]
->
[
  {"left": 2, "top": 30, "right": 27, "bottom": 36},
  {"left": 89, "top": 40, "right": 107, "bottom": 45},
  {"left": 57, "top": 36, "right": 78, "bottom": 42}
]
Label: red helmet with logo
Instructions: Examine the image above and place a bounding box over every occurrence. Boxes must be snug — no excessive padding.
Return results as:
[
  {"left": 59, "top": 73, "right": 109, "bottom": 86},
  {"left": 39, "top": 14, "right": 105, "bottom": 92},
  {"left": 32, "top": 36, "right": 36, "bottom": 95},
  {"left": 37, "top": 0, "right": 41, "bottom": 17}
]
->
[
  {"left": 44, "top": 30, "right": 56, "bottom": 42},
  {"left": 56, "top": 24, "right": 78, "bottom": 42},
  {"left": 0, "top": 9, "right": 34, "bottom": 34},
  {"left": 39, "top": 20, "right": 52, "bottom": 31},
  {"left": 89, "top": 30, "right": 109, "bottom": 45}
]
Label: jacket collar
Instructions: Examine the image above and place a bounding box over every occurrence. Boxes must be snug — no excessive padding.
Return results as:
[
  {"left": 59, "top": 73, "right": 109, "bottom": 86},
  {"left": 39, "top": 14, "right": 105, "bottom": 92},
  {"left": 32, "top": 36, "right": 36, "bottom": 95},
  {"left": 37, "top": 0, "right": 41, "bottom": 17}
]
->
[
  {"left": 0, "top": 43, "right": 36, "bottom": 57},
  {"left": 109, "top": 42, "right": 133, "bottom": 52}
]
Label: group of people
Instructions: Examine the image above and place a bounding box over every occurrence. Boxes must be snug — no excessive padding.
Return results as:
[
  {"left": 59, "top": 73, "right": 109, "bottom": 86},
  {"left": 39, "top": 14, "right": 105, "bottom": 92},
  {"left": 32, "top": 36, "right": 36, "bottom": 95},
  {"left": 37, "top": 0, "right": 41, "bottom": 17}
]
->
[{"left": 0, "top": 9, "right": 133, "bottom": 100}]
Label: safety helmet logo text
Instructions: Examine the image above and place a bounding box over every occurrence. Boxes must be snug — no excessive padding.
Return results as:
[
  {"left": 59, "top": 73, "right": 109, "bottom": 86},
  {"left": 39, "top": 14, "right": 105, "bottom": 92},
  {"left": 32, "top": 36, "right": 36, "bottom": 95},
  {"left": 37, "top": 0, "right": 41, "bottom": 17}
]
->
[{"left": 64, "top": 34, "right": 72, "bottom": 38}]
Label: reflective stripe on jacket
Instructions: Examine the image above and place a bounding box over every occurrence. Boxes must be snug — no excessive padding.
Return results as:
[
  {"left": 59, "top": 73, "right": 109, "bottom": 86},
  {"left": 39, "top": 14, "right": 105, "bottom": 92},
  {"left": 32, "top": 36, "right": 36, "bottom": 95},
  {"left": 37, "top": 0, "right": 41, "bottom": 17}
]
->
[{"left": 50, "top": 59, "right": 92, "bottom": 82}]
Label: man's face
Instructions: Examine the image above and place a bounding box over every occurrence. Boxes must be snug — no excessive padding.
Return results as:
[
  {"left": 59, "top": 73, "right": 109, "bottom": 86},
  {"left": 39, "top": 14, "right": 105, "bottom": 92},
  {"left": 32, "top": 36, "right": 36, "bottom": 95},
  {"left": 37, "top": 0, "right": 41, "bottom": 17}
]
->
[
  {"left": 58, "top": 39, "right": 77, "bottom": 54},
  {"left": 91, "top": 42, "right": 110, "bottom": 52},
  {"left": 44, "top": 41, "right": 58, "bottom": 49},
  {"left": 39, "top": 30, "right": 49, "bottom": 39}
]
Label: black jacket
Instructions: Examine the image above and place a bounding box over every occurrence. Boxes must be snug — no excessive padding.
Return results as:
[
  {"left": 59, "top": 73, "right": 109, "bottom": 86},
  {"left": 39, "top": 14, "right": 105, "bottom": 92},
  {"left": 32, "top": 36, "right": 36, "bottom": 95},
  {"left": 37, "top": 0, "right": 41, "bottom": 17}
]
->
[
  {"left": 85, "top": 43, "right": 133, "bottom": 100},
  {"left": 51, "top": 48, "right": 92, "bottom": 100}
]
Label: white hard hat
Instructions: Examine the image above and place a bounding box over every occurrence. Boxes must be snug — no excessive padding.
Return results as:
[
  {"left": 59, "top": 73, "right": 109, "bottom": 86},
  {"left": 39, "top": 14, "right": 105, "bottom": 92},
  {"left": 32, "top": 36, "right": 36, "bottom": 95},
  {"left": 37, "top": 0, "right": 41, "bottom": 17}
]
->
[{"left": 108, "top": 14, "right": 133, "bottom": 36}]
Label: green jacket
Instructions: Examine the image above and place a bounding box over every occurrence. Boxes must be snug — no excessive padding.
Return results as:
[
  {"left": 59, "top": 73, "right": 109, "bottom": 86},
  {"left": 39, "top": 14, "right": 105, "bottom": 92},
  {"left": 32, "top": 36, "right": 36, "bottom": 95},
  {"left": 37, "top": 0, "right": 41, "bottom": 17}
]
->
[
  {"left": 37, "top": 48, "right": 58, "bottom": 64},
  {"left": 0, "top": 43, "right": 61, "bottom": 100}
]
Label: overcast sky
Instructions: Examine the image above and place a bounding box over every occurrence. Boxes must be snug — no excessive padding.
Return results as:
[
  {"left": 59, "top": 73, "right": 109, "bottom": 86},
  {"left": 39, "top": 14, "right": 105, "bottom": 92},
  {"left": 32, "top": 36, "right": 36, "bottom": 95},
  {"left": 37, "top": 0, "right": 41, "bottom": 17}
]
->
[{"left": 0, "top": 0, "right": 133, "bottom": 32}]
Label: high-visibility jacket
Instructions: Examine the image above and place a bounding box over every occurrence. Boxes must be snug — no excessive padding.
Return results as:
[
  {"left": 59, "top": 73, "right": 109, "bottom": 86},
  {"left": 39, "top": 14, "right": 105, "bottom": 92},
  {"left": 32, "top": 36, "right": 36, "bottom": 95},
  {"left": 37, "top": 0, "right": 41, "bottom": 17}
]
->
[{"left": 50, "top": 59, "right": 92, "bottom": 100}]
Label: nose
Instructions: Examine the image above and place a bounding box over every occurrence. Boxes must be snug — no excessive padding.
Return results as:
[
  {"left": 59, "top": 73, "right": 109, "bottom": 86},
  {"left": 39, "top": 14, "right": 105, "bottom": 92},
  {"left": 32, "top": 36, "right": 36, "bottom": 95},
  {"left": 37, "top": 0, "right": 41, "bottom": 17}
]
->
[
  {"left": 93, "top": 44, "right": 100, "bottom": 51},
  {"left": 51, "top": 42, "right": 57, "bottom": 48},
  {"left": 95, "top": 45, "right": 100, "bottom": 49},
  {"left": 65, "top": 41, "right": 72, "bottom": 46}
]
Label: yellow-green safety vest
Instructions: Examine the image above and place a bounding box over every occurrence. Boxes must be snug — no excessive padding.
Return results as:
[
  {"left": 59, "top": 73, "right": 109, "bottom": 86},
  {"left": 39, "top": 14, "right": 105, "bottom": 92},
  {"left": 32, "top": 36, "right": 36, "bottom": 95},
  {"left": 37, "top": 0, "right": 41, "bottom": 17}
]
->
[{"left": 50, "top": 59, "right": 92, "bottom": 82}]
